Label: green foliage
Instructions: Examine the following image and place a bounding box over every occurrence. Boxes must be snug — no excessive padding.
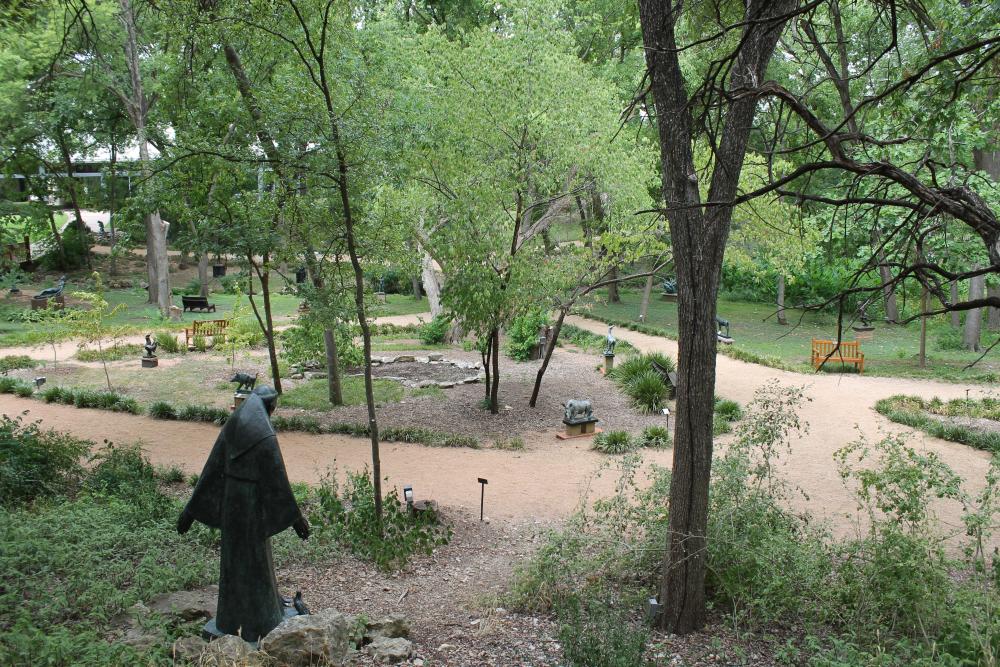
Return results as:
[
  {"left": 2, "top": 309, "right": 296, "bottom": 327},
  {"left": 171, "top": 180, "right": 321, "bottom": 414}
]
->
[
  {"left": 0, "top": 376, "right": 35, "bottom": 397},
  {"left": 154, "top": 332, "right": 181, "bottom": 354},
  {"left": 559, "top": 324, "right": 636, "bottom": 355},
  {"left": 627, "top": 370, "right": 669, "bottom": 414},
  {"left": 270, "top": 414, "right": 325, "bottom": 434},
  {"left": 37, "top": 386, "right": 141, "bottom": 414},
  {"left": 312, "top": 469, "right": 451, "bottom": 571},
  {"left": 638, "top": 425, "right": 671, "bottom": 449},
  {"left": 155, "top": 464, "right": 185, "bottom": 484},
  {"left": 934, "top": 326, "right": 966, "bottom": 351},
  {"left": 0, "top": 414, "right": 89, "bottom": 507},
  {"left": 75, "top": 343, "right": 143, "bottom": 362},
  {"left": 506, "top": 310, "right": 548, "bottom": 361},
  {"left": 419, "top": 315, "right": 450, "bottom": 346},
  {"left": 148, "top": 401, "right": 177, "bottom": 420},
  {"left": 280, "top": 322, "right": 362, "bottom": 368},
  {"left": 192, "top": 334, "right": 209, "bottom": 352},
  {"left": 492, "top": 436, "right": 526, "bottom": 451},
  {"left": 0, "top": 354, "right": 36, "bottom": 373},
  {"left": 175, "top": 404, "right": 230, "bottom": 425},
  {"left": 280, "top": 377, "right": 403, "bottom": 410},
  {"left": 557, "top": 593, "right": 649, "bottom": 667},
  {"left": 714, "top": 398, "right": 742, "bottom": 423},
  {"left": 875, "top": 395, "right": 1000, "bottom": 454},
  {"left": 592, "top": 430, "right": 636, "bottom": 454},
  {"left": 83, "top": 442, "right": 165, "bottom": 513}
]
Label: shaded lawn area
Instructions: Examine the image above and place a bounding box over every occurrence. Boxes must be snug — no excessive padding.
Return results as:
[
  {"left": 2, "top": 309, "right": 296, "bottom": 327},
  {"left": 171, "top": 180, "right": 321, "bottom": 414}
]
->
[
  {"left": 580, "top": 287, "right": 1000, "bottom": 383},
  {"left": 374, "top": 294, "right": 430, "bottom": 317},
  {"left": 280, "top": 377, "right": 403, "bottom": 410}
]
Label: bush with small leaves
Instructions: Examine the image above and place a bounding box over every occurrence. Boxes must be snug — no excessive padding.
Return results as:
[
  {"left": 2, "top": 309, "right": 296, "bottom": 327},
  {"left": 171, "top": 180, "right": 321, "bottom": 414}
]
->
[
  {"left": 0, "top": 414, "right": 89, "bottom": 507},
  {"left": 714, "top": 398, "right": 742, "bottom": 423},
  {"left": 0, "top": 354, "right": 37, "bottom": 374},
  {"left": 420, "top": 315, "right": 450, "bottom": 345},
  {"left": 593, "top": 430, "right": 636, "bottom": 454}
]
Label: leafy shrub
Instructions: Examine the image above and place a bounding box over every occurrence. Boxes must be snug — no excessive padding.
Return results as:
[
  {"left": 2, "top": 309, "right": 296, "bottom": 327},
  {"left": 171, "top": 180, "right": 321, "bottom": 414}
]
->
[
  {"left": 280, "top": 321, "right": 362, "bottom": 368},
  {"left": 148, "top": 401, "right": 177, "bottom": 419},
  {"left": 75, "top": 343, "right": 144, "bottom": 362},
  {"left": 155, "top": 464, "right": 185, "bottom": 484},
  {"left": 493, "top": 436, "right": 526, "bottom": 451},
  {"left": 218, "top": 273, "right": 243, "bottom": 294},
  {"left": 179, "top": 278, "right": 203, "bottom": 296},
  {"left": 41, "top": 385, "right": 74, "bottom": 404},
  {"left": 313, "top": 469, "right": 451, "bottom": 570},
  {"left": 627, "top": 370, "right": 668, "bottom": 414},
  {"left": 714, "top": 398, "right": 742, "bottom": 422},
  {"left": 420, "top": 315, "right": 450, "bottom": 345},
  {"left": 192, "top": 335, "right": 209, "bottom": 352},
  {"left": 71, "top": 389, "right": 141, "bottom": 414},
  {"left": 154, "top": 332, "right": 181, "bottom": 354},
  {"left": 934, "top": 326, "right": 965, "bottom": 351},
  {"left": 84, "top": 443, "right": 163, "bottom": 509},
  {"left": 557, "top": 593, "right": 649, "bottom": 667},
  {"left": 229, "top": 316, "right": 265, "bottom": 348},
  {"left": 506, "top": 310, "right": 549, "bottom": 361},
  {"left": 0, "top": 414, "right": 89, "bottom": 507},
  {"left": 593, "top": 430, "right": 635, "bottom": 454},
  {"left": 0, "top": 376, "right": 34, "bottom": 397},
  {"left": 271, "top": 414, "right": 324, "bottom": 434},
  {"left": 0, "top": 355, "right": 37, "bottom": 374},
  {"left": 560, "top": 324, "right": 636, "bottom": 355},
  {"left": 638, "top": 425, "right": 671, "bottom": 449}
]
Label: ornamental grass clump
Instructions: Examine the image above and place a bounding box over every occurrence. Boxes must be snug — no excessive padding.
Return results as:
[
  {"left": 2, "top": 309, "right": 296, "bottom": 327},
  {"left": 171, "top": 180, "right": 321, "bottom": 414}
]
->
[
  {"left": 639, "top": 425, "right": 671, "bottom": 449},
  {"left": 593, "top": 430, "right": 635, "bottom": 454},
  {"left": 628, "top": 370, "right": 669, "bottom": 414}
]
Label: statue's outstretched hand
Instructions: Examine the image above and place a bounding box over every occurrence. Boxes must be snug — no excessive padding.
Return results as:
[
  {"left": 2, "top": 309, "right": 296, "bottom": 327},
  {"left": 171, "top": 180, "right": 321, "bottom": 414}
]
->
[
  {"left": 177, "top": 510, "right": 194, "bottom": 535},
  {"left": 294, "top": 517, "right": 310, "bottom": 540}
]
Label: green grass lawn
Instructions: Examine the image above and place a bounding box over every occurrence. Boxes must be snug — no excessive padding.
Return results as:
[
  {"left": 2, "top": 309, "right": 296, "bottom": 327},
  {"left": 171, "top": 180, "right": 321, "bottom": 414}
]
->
[
  {"left": 375, "top": 294, "right": 430, "bottom": 317},
  {"left": 280, "top": 377, "right": 403, "bottom": 410},
  {"left": 579, "top": 287, "right": 1000, "bottom": 383}
]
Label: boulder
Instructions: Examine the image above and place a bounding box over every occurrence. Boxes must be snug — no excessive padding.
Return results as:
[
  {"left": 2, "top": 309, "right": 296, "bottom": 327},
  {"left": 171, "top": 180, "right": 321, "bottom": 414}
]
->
[
  {"left": 201, "top": 635, "right": 257, "bottom": 665},
  {"left": 364, "top": 637, "right": 413, "bottom": 663},
  {"left": 260, "top": 608, "right": 353, "bottom": 667},
  {"left": 394, "top": 355, "right": 415, "bottom": 363},
  {"left": 171, "top": 636, "right": 209, "bottom": 663},
  {"left": 436, "top": 382, "right": 454, "bottom": 389},
  {"left": 427, "top": 353, "right": 444, "bottom": 362},
  {"left": 147, "top": 585, "right": 218, "bottom": 621},
  {"left": 364, "top": 613, "right": 409, "bottom": 641},
  {"left": 121, "top": 626, "right": 160, "bottom": 652},
  {"left": 304, "top": 371, "right": 328, "bottom": 380}
]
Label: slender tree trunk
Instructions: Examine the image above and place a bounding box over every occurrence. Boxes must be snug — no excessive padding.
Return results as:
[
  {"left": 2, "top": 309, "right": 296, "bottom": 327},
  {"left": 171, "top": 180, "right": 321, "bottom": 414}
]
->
[
  {"left": 871, "top": 229, "right": 899, "bottom": 322},
  {"left": 951, "top": 281, "right": 961, "bottom": 328},
  {"left": 988, "top": 285, "right": 1000, "bottom": 331},
  {"left": 324, "top": 328, "right": 343, "bottom": 406},
  {"left": 964, "top": 270, "right": 985, "bottom": 352},
  {"left": 529, "top": 308, "right": 567, "bottom": 407},
  {"left": 247, "top": 255, "right": 283, "bottom": 394},
  {"left": 919, "top": 284, "right": 928, "bottom": 368},
  {"left": 55, "top": 136, "right": 92, "bottom": 269},
  {"left": 639, "top": 274, "right": 654, "bottom": 322},
  {"left": 46, "top": 210, "right": 68, "bottom": 269},
  {"left": 490, "top": 327, "right": 500, "bottom": 414},
  {"left": 197, "top": 254, "right": 210, "bottom": 297},
  {"left": 482, "top": 341, "right": 491, "bottom": 402},
  {"left": 411, "top": 275, "right": 422, "bottom": 299},
  {"left": 108, "top": 142, "right": 118, "bottom": 276},
  {"left": 776, "top": 274, "right": 787, "bottom": 325}
]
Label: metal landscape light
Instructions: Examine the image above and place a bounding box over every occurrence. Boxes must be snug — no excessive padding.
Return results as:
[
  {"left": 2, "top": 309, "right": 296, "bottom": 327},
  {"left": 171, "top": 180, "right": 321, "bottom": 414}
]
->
[
  {"left": 477, "top": 477, "right": 488, "bottom": 521},
  {"left": 403, "top": 485, "right": 413, "bottom": 505},
  {"left": 34, "top": 377, "right": 46, "bottom": 389}
]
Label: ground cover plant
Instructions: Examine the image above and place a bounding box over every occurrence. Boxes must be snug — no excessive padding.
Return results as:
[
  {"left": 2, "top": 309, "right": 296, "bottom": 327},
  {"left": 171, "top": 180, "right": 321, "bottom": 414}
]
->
[
  {"left": 580, "top": 289, "right": 1000, "bottom": 383},
  {"left": 875, "top": 395, "right": 1000, "bottom": 454},
  {"left": 509, "top": 382, "right": 1000, "bottom": 665},
  {"left": 280, "top": 377, "right": 403, "bottom": 410},
  {"left": 0, "top": 355, "right": 36, "bottom": 374}
]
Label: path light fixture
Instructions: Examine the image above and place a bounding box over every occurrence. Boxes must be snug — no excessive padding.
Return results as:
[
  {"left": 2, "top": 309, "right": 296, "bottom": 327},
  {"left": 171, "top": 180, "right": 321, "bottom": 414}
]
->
[
  {"left": 477, "top": 477, "right": 488, "bottom": 522},
  {"left": 34, "top": 377, "right": 46, "bottom": 389},
  {"left": 403, "top": 485, "right": 413, "bottom": 506},
  {"left": 645, "top": 597, "right": 662, "bottom": 623}
]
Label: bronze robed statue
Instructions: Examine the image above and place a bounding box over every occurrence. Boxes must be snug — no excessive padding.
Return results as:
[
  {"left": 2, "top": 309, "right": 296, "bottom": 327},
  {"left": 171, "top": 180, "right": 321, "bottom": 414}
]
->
[{"left": 177, "top": 386, "right": 309, "bottom": 643}]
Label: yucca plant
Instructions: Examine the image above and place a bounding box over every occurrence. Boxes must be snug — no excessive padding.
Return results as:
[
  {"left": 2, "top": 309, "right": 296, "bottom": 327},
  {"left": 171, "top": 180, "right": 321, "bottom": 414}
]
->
[
  {"left": 609, "top": 355, "right": 650, "bottom": 386},
  {"left": 593, "top": 430, "right": 636, "bottom": 454},
  {"left": 627, "top": 370, "right": 668, "bottom": 414}
]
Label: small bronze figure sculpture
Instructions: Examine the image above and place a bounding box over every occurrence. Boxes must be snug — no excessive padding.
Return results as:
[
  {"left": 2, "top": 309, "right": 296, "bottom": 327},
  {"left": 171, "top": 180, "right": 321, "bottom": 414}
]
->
[
  {"left": 662, "top": 278, "right": 677, "bottom": 295},
  {"left": 143, "top": 334, "right": 158, "bottom": 359},
  {"left": 230, "top": 372, "right": 258, "bottom": 394},
  {"left": 715, "top": 316, "right": 730, "bottom": 339},
  {"left": 177, "top": 387, "right": 310, "bottom": 643},
  {"left": 604, "top": 325, "right": 616, "bottom": 356},
  {"left": 34, "top": 275, "right": 66, "bottom": 299}
]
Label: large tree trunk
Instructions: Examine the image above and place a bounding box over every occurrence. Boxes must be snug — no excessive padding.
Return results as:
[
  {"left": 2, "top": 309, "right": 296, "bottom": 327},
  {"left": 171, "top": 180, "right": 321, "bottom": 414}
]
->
[
  {"left": 489, "top": 327, "right": 500, "bottom": 414},
  {"left": 529, "top": 308, "right": 567, "bottom": 407},
  {"left": 638, "top": 0, "right": 793, "bottom": 635},
  {"left": 198, "top": 254, "right": 210, "bottom": 297},
  {"left": 421, "top": 250, "right": 443, "bottom": 316},
  {"left": 964, "top": 270, "right": 985, "bottom": 352},
  {"left": 607, "top": 266, "right": 621, "bottom": 303},
  {"left": 988, "top": 285, "right": 1000, "bottom": 332},
  {"left": 639, "top": 274, "right": 654, "bottom": 322},
  {"left": 776, "top": 274, "right": 787, "bottom": 325}
]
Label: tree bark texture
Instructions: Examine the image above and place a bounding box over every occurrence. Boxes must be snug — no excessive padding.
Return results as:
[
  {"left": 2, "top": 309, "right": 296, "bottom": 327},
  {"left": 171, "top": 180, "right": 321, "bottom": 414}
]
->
[
  {"left": 776, "top": 274, "right": 787, "bottom": 325},
  {"left": 638, "top": 0, "right": 795, "bottom": 635},
  {"left": 964, "top": 271, "right": 985, "bottom": 352},
  {"left": 988, "top": 285, "right": 1000, "bottom": 331},
  {"left": 639, "top": 274, "right": 654, "bottom": 322},
  {"left": 529, "top": 308, "right": 567, "bottom": 407},
  {"left": 871, "top": 229, "right": 899, "bottom": 322},
  {"left": 607, "top": 266, "right": 620, "bottom": 303},
  {"left": 951, "top": 281, "right": 961, "bottom": 328},
  {"left": 324, "top": 328, "right": 344, "bottom": 406},
  {"left": 421, "top": 250, "right": 443, "bottom": 317},
  {"left": 489, "top": 328, "right": 500, "bottom": 414}
]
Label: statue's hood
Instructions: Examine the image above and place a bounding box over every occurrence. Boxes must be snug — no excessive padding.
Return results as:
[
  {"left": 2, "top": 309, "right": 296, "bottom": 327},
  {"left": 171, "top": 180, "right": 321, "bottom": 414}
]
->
[{"left": 224, "top": 394, "right": 276, "bottom": 460}]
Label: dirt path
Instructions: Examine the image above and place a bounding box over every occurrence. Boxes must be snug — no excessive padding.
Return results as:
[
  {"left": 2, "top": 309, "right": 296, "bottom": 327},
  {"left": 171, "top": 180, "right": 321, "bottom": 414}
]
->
[{"left": 567, "top": 316, "right": 994, "bottom": 540}]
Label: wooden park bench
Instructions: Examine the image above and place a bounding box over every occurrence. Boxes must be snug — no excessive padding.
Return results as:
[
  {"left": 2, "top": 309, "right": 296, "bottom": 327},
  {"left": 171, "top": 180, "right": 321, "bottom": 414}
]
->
[
  {"left": 185, "top": 319, "right": 230, "bottom": 349},
  {"left": 811, "top": 339, "right": 865, "bottom": 374},
  {"left": 181, "top": 295, "right": 217, "bottom": 313}
]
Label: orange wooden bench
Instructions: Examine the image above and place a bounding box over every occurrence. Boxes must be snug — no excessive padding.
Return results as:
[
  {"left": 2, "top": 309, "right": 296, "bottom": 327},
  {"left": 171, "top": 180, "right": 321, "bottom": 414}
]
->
[
  {"left": 185, "top": 319, "right": 230, "bottom": 349},
  {"left": 811, "top": 339, "right": 864, "bottom": 374}
]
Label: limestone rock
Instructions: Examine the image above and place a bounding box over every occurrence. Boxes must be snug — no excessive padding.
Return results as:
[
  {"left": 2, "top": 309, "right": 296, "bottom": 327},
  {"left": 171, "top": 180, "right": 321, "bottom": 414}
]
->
[
  {"left": 427, "top": 353, "right": 444, "bottom": 362},
  {"left": 364, "top": 613, "right": 409, "bottom": 641},
  {"left": 121, "top": 626, "right": 160, "bottom": 652},
  {"left": 364, "top": 637, "right": 413, "bottom": 663},
  {"left": 260, "top": 608, "right": 353, "bottom": 667},
  {"left": 147, "top": 585, "right": 218, "bottom": 621},
  {"left": 291, "top": 373, "right": 305, "bottom": 380},
  {"left": 202, "top": 635, "right": 257, "bottom": 665},
  {"left": 394, "top": 355, "right": 415, "bottom": 362},
  {"left": 171, "top": 636, "right": 209, "bottom": 663},
  {"left": 436, "top": 382, "right": 454, "bottom": 389}
]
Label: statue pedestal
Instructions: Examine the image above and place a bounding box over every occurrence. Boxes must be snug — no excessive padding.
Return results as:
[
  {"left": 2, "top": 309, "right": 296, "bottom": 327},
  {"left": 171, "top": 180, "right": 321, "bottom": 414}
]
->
[
  {"left": 233, "top": 392, "right": 249, "bottom": 409},
  {"left": 375, "top": 291, "right": 387, "bottom": 303},
  {"left": 660, "top": 293, "right": 677, "bottom": 302},
  {"left": 202, "top": 607, "right": 300, "bottom": 646},
  {"left": 31, "top": 295, "right": 64, "bottom": 311},
  {"left": 852, "top": 326, "right": 874, "bottom": 342},
  {"left": 557, "top": 418, "right": 600, "bottom": 440},
  {"left": 141, "top": 356, "right": 158, "bottom": 368},
  {"left": 603, "top": 353, "right": 615, "bottom": 374}
]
